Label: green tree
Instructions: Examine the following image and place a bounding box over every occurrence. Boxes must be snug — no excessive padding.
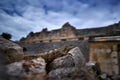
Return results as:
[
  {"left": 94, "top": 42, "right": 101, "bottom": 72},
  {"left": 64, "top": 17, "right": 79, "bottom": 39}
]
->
[{"left": 1, "top": 32, "right": 12, "bottom": 40}]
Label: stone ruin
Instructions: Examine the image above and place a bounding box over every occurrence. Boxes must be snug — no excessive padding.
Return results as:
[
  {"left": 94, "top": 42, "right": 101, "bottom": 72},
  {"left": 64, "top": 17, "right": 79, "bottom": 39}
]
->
[
  {"left": 1, "top": 36, "right": 119, "bottom": 80},
  {"left": 0, "top": 36, "right": 99, "bottom": 80},
  {"left": 1, "top": 21, "right": 120, "bottom": 80},
  {"left": 89, "top": 36, "right": 120, "bottom": 77},
  {"left": 20, "top": 21, "right": 120, "bottom": 44}
]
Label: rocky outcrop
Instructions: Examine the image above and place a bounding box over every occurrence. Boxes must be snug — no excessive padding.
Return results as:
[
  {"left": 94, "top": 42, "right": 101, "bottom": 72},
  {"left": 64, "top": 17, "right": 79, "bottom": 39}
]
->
[
  {"left": 0, "top": 36, "right": 24, "bottom": 63},
  {"left": 0, "top": 36, "right": 24, "bottom": 80}
]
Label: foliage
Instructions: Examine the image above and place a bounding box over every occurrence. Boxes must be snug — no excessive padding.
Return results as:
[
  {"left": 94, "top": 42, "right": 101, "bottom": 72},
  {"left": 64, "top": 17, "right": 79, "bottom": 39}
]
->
[{"left": 1, "top": 32, "right": 12, "bottom": 40}]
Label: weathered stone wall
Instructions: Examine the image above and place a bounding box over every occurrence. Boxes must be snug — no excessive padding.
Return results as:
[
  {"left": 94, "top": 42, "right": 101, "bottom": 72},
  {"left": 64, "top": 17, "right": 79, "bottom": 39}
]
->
[
  {"left": 77, "top": 21, "right": 120, "bottom": 37},
  {"left": 20, "top": 22, "right": 78, "bottom": 44},
  {"left": 20, "top": 22, "right": 120, "bottom": 44},
  {"left": 20, "top": 40, "right": 89, "bottom": 61},
  {"left": 89, "top": 41, "right": 120, "bottom": 75}
]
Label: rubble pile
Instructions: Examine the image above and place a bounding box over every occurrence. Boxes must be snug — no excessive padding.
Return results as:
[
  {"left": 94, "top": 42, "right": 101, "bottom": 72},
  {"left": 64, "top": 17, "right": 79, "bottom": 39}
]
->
[
  {"left": 47, "top": 47, "right": 97, "bottom": 80},
  {"left": 0, "top": 36, "right": 102, "bottom": 80},
  {"left": 7, "top": 57, "right": 46, "bottom": 80}
]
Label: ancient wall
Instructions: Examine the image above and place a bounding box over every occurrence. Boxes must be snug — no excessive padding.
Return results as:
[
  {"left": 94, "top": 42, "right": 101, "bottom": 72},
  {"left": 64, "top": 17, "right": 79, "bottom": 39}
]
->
[
  {"left": 77, "top": 21, "right": 120, "bottom": 37},
  {"left": 19, "top": 40, "right": 89, "bottom": 61},
  {"left": 89, "top": 41, "right": 120, "bottom": 75},
  {"left": 20, "top": 22, "right": 80, "bottom": 44},
  {"left": 20, "top": 21, "right": 120, "bottom": 44}
]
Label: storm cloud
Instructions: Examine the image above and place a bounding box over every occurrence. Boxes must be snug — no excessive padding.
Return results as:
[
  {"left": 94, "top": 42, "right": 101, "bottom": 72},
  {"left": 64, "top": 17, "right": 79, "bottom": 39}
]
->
[{"left": 0, "top": 0, "right": 120, "bottom": 40}]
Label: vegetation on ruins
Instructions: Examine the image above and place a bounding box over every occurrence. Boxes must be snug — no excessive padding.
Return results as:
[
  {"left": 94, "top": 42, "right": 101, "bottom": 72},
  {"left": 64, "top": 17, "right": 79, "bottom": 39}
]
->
[{"left": 1, "top": 32, "right": 12, "bottom": 40}]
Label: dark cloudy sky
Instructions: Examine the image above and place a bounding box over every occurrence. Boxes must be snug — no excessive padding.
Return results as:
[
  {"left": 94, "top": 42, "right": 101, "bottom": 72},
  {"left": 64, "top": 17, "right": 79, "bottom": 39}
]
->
[{"left": 0, "top": 0, "right": 120, "bottom": 40}]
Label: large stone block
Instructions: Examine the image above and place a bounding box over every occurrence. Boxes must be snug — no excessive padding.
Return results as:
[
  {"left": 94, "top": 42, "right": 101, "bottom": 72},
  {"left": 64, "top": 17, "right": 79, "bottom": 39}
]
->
[
  {"left": 0, "top": 36, "right": 24, "bottom": 63},
  {"left": 49, "top": 55, "right": 75, "bottom": 70},
  {"left": 48, "top": 47, "right": 85, "bottom": 71},
  {"left": 68, "top": 47, "right": 86, "bottom": 66}
]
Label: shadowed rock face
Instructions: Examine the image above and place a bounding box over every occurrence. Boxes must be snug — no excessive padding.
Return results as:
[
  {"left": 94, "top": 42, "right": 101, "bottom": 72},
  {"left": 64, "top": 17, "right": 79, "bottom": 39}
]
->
[{"left": 0, "top": 36, "right": 24, "bottom": 80}]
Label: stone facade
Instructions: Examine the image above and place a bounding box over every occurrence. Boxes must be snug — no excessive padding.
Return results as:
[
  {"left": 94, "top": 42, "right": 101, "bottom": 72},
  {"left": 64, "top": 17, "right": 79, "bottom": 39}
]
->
[
  {"left": 20, "top": 22, "right": 78, "bottom": 44},
  {"left": 20, "top": 21, "right": 120, "bottom": 44},
  {"left": 89, "top": 36, "right": 120, "bottom": 75}
]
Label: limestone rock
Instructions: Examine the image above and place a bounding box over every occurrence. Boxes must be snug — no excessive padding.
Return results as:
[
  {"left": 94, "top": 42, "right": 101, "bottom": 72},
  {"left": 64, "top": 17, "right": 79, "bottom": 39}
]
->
[
  {"left": 6, "top": 57, "right": 46, "bottom": 80},
  {"left": 6, "top": 61, "right": 25, "bottom": 76},
  {"left": 0, "top": 36, "right": 24, "bottom": 80},
  {"left": 47, "top": 67, "right": 97, "bottom": 80},
  {"left": 68, "top": 47, "right": 86, "bottom": 67},
  {"left": 47, "top": 47, "right": 97, "bottom": 80},
  {"left": 48, "top": 55, "right": 75, "bottom": 71},
  {"left": 30, "top": 57, "right": 46, "bottom": 74},
  {"left": 48, "top": 47, "right": 85, "bottom": 71},
  {"left": 0, "top": 36, "right": 24, "bottom": 63}
]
